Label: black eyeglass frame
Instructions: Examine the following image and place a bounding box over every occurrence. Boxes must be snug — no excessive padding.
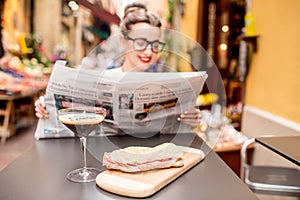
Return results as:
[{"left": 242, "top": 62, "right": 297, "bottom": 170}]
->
[{"left": 125, "top": 35, "right": 166, "bottom": 53}]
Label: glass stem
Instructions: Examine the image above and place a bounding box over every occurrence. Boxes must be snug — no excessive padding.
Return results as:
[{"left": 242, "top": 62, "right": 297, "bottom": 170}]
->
[{"left": 80, "top": 137, "right": 87, "bottom": 170}]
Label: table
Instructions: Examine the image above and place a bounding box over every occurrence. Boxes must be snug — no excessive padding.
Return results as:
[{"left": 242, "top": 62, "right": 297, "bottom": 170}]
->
[
  {"left": 255, "top": 136, "right": 300, "bottom": 166},
  {"left": 0, "top": 134, "right": 258, "bottom": 200}
]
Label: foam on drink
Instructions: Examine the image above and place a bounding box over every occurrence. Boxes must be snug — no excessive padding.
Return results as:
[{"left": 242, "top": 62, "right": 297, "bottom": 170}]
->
[{"left": 59, "top": 113, "right": 105, "bottom": 137}]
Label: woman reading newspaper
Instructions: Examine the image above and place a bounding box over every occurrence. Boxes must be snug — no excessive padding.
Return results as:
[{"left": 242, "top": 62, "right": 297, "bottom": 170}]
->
[{"left": 34, "top": 2, "right": 202, "bottom": 130}]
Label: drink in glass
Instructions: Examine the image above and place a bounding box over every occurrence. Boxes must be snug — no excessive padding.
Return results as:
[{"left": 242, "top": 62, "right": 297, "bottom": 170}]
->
[{"left": 58, "top": 106, "right": 106, "bottom": 183}]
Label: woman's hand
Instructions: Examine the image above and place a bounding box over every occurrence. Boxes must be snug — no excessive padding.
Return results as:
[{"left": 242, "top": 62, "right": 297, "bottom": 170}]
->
[
  {"left": 34, "top": 96, "right": 49, "bottom": 119},
  {"left": 178, "top": 108, "right": 201, "bottom": 128}
]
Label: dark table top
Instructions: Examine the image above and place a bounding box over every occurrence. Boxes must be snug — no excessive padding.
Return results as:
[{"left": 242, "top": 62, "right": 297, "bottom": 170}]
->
[
  {"left": 0, "top": 134, "right": 258, "bottom": 200},
  {"left": 256, "top": 136, "right": 300, "bottom": 166}
]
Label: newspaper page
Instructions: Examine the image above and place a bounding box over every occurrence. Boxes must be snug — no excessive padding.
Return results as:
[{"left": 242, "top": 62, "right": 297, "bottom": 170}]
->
[{"left": 35, "top": 61, "right": 208, "bottom": 139}]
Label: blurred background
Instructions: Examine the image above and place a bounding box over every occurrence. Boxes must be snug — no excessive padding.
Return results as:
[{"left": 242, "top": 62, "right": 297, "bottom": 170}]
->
[{"left": 1, "top": 0, "right": 299, "bottom": 130}]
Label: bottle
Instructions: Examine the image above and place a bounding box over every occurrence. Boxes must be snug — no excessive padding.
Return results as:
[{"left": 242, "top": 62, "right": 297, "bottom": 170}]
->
[
  {"left": 206, "top": 104, "right": 223, "bottom": 143},
  {"left": 245, "top": 11, "right": 256, "bottom": 36}
]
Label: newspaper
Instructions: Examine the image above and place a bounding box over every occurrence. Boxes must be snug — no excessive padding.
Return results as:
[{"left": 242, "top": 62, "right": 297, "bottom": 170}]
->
[{"left": 35, "top": 61, "right": 208, "bottom": 139}]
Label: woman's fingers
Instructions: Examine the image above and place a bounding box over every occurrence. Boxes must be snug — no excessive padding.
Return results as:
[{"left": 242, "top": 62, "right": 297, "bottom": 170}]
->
[
  {"left": 39, "top": 96, "right": 46, "bottom": 108},
  {"left": 35, "top": 111, "right": 46, "bottom": 119},
  {"left": 178, "top": 108, "right": 201, "bottom": 128},
  {"left": 34, "top": 96, "right": 49, "bottom": 119}
]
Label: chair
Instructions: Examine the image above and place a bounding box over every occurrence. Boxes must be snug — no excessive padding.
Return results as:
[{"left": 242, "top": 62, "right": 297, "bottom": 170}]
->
[{"left": 240, "top": 138, "right": 300, "bottom": 197}]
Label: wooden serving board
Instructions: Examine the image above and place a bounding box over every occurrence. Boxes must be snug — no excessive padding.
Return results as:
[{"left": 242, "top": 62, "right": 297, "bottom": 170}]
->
[{"left": 96, "top": 147, "right": 205, "bottom": 198}]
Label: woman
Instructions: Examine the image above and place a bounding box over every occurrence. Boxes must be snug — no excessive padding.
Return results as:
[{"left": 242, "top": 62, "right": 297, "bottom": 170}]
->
[{"left": 35, "top": 2, "right": 201, "bottom": 128}]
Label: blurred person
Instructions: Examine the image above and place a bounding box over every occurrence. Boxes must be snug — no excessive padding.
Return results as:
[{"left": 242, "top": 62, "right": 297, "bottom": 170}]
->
[{"left": 35, "top": 2, "right": 202, "bottom": 130}]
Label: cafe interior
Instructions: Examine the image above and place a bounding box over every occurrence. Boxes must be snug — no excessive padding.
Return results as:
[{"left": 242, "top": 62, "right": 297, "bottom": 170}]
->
[{"left": 0, "top": 0, "right": 299, "bottom": 200}]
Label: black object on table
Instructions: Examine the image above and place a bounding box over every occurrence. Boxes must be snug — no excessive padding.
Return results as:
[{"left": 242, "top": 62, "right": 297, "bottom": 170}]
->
[{"left": 255, "top": 136, "right": 300, "bottom": 167}]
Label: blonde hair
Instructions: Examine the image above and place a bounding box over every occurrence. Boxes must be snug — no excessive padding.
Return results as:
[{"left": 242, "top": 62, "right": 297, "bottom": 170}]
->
[{"left": 120, "top": 2, "right": 162, "bottom": 35}]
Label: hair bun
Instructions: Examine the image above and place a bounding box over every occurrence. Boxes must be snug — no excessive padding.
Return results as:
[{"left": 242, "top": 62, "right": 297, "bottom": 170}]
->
[{"left": 123, "top": 2, "right": 147, "bottom": 19}]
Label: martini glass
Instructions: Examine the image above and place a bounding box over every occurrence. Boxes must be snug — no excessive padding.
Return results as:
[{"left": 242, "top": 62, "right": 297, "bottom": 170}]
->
[{"left": 58, "top": 106, "right": 106, "bottom": 183}]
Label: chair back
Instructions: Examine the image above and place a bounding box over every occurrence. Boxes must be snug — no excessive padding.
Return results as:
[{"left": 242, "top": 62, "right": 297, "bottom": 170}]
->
[{"left": 240, "top": 138, "right": 300, "bottom": 196}]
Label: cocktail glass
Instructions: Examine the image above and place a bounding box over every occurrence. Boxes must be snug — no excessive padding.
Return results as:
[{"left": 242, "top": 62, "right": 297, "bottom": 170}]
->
[{"left": 58, "top": 106, "right": 106, "bottom": 183}]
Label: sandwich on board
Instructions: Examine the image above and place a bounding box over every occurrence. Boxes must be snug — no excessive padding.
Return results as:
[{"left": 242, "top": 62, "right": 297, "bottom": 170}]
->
[{"left": 102, "top": 143, "right": 184, "bottom": 173}]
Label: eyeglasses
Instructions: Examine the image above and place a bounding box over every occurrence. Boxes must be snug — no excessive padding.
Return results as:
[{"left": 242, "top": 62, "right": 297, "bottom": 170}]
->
[{"left": 125, "top": 36, "right": 165, "bottom": 53}]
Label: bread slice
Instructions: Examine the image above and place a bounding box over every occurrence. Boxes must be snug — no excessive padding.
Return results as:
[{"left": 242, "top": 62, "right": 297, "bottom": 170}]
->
[{"left": 103, "top": 143, "right": 184, "bottom": 172}]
